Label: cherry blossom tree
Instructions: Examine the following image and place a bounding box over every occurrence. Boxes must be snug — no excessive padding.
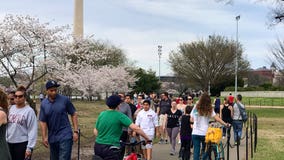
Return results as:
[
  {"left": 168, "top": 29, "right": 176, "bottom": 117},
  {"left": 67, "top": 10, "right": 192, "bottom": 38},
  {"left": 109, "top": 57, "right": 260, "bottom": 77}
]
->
[
  {"left": 49, "top": 37, "right": 135, "bottom": 100},
  {"left": 0, "top": 14, "right": 135, "bottom": 105},
  {"left": 0, "top": 14, "right": 68, "bottom": 112}
]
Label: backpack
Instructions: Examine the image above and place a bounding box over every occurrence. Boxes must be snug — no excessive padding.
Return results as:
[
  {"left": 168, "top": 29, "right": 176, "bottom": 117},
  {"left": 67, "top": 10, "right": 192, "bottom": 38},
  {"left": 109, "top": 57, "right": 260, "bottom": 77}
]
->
[{"left": 236, "top": 103, "right": 248, "bottom": 122}]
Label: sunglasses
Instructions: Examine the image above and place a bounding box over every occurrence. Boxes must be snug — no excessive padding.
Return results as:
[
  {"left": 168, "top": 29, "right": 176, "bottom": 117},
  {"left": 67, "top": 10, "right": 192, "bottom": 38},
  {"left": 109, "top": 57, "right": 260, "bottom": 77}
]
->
[
  {"left": 15, "top": 95, "right": 24, "bottom": 98},
  {"left": 188, "top": 98, "right": 192, "bottom": 100}
]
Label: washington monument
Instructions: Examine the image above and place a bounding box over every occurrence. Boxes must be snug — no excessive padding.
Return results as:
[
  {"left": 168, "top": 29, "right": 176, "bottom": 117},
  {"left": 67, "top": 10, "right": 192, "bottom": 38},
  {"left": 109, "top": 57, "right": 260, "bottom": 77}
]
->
[{"left": 74, "top": 0, "right": 83, "bottom": 37}]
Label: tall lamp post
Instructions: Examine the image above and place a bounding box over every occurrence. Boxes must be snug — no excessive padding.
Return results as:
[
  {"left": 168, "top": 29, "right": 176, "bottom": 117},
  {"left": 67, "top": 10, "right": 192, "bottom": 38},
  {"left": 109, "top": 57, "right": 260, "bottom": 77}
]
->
[
  {"left": 235, "top": 15, "right": 240, "bottom": 97},
  {"left": 158, "top": 45, "right": 162, "bottom": 81}
]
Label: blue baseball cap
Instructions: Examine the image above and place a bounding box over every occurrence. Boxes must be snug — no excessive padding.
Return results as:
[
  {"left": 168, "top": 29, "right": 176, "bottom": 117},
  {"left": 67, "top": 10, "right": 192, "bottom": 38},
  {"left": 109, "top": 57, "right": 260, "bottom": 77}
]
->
[
  {"left": 106, "top": 95, "right": 123, "bottom": 108},
  {"left": 46, "top": 80, "right": 60, "bottom": 90}
]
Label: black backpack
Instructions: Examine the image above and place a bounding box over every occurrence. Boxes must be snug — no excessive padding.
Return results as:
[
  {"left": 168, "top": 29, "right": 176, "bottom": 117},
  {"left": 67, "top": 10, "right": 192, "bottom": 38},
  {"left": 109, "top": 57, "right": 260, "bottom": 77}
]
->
[{"left": 236, "top": 103, "right": 248, "bottom": 122}]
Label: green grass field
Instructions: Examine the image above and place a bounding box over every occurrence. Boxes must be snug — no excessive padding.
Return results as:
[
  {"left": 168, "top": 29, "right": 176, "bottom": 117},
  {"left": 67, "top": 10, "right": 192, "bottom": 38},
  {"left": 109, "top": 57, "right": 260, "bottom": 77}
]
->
[
  {"left": 217, "top": 97, "right": 284, "bottom": 106},
  {"left": 247, "top": 108, "right": 284, "bottom": 160}
]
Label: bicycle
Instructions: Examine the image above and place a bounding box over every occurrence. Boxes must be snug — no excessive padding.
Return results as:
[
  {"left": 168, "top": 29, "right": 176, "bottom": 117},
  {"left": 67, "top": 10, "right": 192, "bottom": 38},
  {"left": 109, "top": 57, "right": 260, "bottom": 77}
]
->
[
  {"left": 121, "top": 140, "right": 152, "bottom": 160},
  {"left": 204, "top": 122, "right": 226, "bottom": 160}
]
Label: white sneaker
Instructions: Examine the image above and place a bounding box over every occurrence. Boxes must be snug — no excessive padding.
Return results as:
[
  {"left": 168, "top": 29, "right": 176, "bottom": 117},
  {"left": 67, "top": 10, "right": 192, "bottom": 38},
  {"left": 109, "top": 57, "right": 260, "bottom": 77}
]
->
[{"left": 222, "top": 136, "right": 225, "bottom": 139}]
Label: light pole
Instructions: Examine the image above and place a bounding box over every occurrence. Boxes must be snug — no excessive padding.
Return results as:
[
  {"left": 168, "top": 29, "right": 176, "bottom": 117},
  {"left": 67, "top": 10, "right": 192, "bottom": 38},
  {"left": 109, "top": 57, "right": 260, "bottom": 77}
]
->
[
  {"left": 235, "top": 15, "right": 240, "bottom": 97},
  {"left": 158, "top": 45, "right": 162, "bottom": 81}
]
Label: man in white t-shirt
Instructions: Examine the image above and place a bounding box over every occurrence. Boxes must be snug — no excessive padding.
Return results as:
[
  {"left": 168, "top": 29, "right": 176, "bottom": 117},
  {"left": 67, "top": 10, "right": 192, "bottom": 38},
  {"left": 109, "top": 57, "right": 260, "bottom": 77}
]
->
[{"left": 135, "top": 100, "right": 159, "bottom": 160}]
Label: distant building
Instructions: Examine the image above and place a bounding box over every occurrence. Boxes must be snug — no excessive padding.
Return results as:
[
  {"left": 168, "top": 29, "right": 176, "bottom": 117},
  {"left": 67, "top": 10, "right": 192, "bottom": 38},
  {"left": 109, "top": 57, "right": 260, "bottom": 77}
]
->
[{"left": 248, "top": 64, "right": 284, "bottom": 86}]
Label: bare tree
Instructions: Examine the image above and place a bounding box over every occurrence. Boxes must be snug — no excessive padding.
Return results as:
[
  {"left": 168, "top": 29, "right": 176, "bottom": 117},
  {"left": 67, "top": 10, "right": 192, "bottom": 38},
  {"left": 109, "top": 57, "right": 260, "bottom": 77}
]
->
[
  {"left": 216, "top": 0, "right": 284, "bottom": 25},
  {"left": 169, "top": 35, "right": 250, "bottom": 91}
]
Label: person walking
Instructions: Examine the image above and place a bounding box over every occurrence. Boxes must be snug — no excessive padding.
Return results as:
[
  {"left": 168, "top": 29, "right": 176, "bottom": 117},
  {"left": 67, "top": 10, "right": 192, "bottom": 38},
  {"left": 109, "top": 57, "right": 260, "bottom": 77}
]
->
[
  {"left": 135, "top": 99, "right": 159, "bottom": 160},
  {"left": 39, "top": 80, "right": 79, "bottom": 160},
  {"left": 94, "top": 95, "right": 151, "bottom": 160},
  {"left": 118, "top": 93, "right": 133, "bottom": 160},
  {"left": 190, "top": 93, "right": 230, "bottom": 160},
  {"left": 164, "top": 99, "right": 182, "bottom": 155},
  {"left": 125, "top": 94, "right": 137, "bottom": 119},
  {"left": 213, "top": 94, "right": 221, "bottom": 116},
  {"left": 178, "top": 105, "right": 193, "bottom": 160},
  {"left": 232, "top": 94, "right": 245, "bottom": 145},
  {"left": 157, "top": 92, "right": 171, "bottom": 144},
  {"left": 0, "top": 89, "right": 12, "bottom": 160},
  {"left": 7, "top": 91, "right": 15, "bottom": 107},
  {"left": 220, "top": 98, "right": 233, "bottom": 139},
  {"left": 6, "top": 86, "right": 37, "bottom": 160}
]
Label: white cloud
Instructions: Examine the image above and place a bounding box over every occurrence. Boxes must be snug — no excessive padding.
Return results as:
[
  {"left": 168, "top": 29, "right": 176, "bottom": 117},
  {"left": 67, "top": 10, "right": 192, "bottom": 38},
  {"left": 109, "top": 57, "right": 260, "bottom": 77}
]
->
[{"left": 1, "top": 0, "right": 284, "bottom": 75}]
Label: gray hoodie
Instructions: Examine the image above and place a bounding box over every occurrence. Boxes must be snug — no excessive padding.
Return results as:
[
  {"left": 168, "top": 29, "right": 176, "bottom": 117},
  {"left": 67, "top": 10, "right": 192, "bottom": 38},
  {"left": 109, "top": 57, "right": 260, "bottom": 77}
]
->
[{"left": 6, "top": 105, "right": 38, "bottom": 150}]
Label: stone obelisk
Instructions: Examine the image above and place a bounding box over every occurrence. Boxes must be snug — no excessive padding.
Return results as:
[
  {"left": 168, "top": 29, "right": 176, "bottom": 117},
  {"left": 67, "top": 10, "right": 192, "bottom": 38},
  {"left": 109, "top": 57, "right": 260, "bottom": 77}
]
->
[{"left": 73, "top": 0, "right": 83, "bottom": 38}]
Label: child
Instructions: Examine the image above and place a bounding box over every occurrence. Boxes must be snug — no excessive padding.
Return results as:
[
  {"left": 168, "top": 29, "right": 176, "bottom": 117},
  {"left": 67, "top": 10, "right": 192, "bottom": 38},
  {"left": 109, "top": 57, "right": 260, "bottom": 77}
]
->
[
  {"left": 179, "top": 105, "right": 193, "bottom": 160},
  {"left": 135, "top": 100, "right": 159, "bottom": 160}
]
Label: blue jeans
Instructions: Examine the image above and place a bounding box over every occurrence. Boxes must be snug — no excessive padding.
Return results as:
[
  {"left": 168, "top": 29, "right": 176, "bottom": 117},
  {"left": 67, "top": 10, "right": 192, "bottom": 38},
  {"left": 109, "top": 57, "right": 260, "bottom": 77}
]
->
[
  {"left": 192, "top": 135, "right": 206, "bottom": 160},
  {"left": 50, "top": 138, "right": 73, "bottom": 160},
  {"left": 232, "top": 120, "right": 243, "bottom": 143}
]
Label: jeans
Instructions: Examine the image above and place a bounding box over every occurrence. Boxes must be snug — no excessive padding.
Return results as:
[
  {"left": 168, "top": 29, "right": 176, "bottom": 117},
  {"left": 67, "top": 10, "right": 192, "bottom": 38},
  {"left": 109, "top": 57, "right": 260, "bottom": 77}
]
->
[
  {"left": 232, "top": 120, "right": 243, "bottom": 143},
  {"left": 192, "top": 135, "right": 205, "bottom": 160},
  {"left": 50, "top": 138, "right": 73, "bottom": 160}
]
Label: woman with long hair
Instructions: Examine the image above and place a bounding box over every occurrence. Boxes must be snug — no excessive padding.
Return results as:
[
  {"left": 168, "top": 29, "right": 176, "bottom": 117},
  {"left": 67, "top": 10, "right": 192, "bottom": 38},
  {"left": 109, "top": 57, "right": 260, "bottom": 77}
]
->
[
  {"left": 0, "top": 89, "right": 12, "bottom": 160},
  {"left": 6, "top": 86, "right": 38, "bottom": 160},
  {"left": 190, "top": 93, "right": 229, "bottom": 160}
]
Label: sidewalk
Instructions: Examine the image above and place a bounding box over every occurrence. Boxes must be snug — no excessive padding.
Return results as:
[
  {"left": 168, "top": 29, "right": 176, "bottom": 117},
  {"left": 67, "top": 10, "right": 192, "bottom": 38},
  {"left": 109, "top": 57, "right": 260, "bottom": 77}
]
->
[{"left": 152, "top": 134, "right": 247, "bottom": 160}]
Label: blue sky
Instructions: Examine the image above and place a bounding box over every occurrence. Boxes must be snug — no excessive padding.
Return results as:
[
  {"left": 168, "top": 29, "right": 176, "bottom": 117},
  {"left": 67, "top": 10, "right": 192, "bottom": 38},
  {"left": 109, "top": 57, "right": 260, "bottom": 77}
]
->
[{"left": 1, "top": 0, "right": 284, "bottom": 75}]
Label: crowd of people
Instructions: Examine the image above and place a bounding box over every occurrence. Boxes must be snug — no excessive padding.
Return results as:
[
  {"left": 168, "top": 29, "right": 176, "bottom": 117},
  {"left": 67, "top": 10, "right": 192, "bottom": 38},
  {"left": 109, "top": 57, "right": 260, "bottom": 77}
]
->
[
  {"left": 0, "top": 79, "right": 246, "bottom": 160},
  {"left": 94, "top": 91, "right": 246, "bottom": 160}
]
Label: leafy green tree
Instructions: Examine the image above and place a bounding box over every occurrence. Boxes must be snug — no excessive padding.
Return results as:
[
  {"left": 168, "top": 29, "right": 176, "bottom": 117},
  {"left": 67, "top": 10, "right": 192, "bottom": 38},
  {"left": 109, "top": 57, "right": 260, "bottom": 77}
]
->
[
  {"left": 169, "top": 35, "right": 250, "bottom": 91},
  {"left": 132, "top": 68, "right": 161, "bottom": 94}
]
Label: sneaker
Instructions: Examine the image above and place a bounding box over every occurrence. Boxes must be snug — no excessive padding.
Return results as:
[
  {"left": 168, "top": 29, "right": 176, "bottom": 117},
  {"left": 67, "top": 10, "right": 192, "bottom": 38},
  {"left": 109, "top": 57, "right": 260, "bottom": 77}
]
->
[
  {"left": 158, "top": 139, "right": 164, "bottom": 144},
  {"left": 170, "top": 151, "right": 175, "bottom": 156},
  {"left": 234, "top": 142, "right": 238, "bottom": 146},
  {"left": 222, "top": 136, "right": 225, "bottom": 139},
  {"left": 165, "top": 139, "right": 168, "bottom": 144}
]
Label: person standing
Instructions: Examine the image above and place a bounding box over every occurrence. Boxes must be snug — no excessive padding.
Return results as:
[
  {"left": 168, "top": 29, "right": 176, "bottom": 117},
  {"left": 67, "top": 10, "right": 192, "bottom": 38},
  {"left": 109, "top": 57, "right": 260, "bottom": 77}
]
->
[
  {"left": 6, "top": 86, "right": 38, "bottom": 160},
  {"left": 157, "top": 92, "right": 171, "bottom": 144},
  {"left": 94, "top": 95, "right": 151, "bottom": 160},
  {"left": 190, "top": 93, "right": 230, "bottom": 160},
  {"left": 39, "top": 80, "right": 79, "bottom": 160},
  {"left": 0, "top": 89, "right": 12, "bottom": 160},
  {"left": 164, "top": 100, "right": 182, "bottom": 155},
  {"left": 232, "top": 94, "right": 244, "bottom": 145},
  {"left": 135, "top": 100, "right": 159, "bottom": 160}
]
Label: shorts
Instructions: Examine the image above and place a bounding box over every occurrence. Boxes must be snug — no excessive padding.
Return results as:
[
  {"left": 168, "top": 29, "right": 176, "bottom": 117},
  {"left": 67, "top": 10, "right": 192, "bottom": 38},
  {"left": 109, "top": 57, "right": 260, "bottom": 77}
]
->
[
  {"left": 139, "top": 135, "right": 154, "bottom": 149},
  {"left": 159, "top": 114, "right": 167, "bottom": 126}
]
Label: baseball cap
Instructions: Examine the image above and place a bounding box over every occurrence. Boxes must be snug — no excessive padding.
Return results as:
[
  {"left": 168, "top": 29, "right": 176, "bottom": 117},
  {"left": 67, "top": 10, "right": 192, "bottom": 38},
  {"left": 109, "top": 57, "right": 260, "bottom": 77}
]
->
[
  {"left": 106, "top": 95, "right": 123, "bottom": 108},
  {"left": 46, "top": 80, "right": 60, "bottom": 90}
]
